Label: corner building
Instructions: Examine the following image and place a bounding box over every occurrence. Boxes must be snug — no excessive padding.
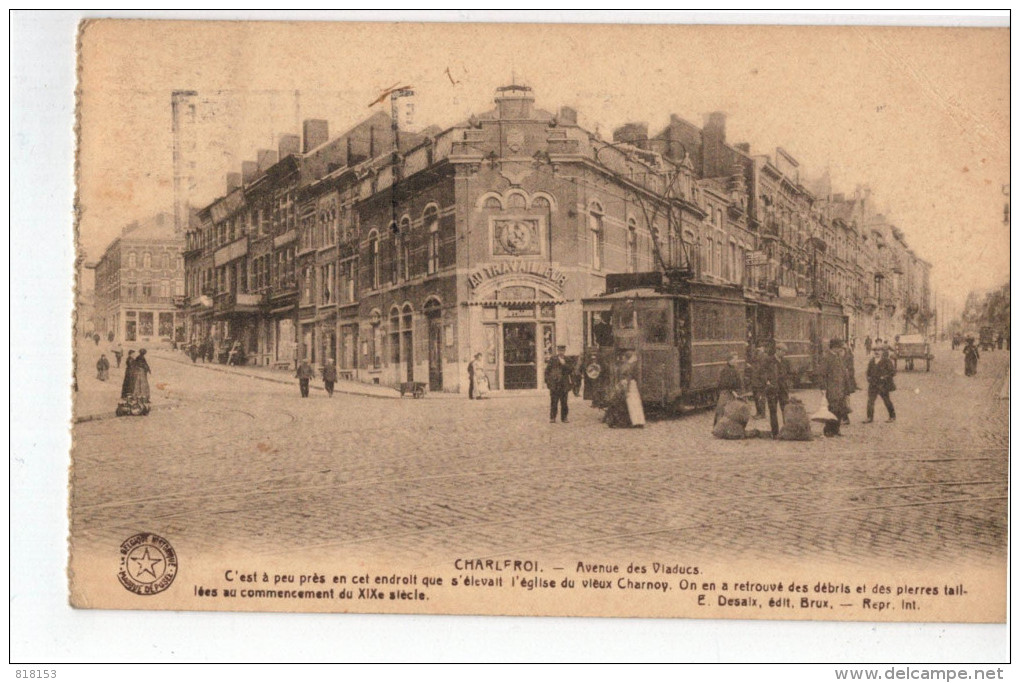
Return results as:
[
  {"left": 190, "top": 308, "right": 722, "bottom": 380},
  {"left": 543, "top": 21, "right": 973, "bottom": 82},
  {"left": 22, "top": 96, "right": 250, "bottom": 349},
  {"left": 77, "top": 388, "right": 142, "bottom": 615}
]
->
[{"left": 356, "top": 85, "right": 702, "bottom": 393}]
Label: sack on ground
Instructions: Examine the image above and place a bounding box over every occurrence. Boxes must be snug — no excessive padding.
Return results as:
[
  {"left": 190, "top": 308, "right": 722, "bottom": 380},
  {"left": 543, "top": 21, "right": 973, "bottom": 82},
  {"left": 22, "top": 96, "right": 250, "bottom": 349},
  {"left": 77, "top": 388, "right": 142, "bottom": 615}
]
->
[
  {"left": 778, "top": 398, "right": 812, "bottom": 441},
  {"left": 721, "top": 397, "right": 751, "bottom": 427},
  {"left": 712, "top": 416, "right": 746, "bottom": 440}
]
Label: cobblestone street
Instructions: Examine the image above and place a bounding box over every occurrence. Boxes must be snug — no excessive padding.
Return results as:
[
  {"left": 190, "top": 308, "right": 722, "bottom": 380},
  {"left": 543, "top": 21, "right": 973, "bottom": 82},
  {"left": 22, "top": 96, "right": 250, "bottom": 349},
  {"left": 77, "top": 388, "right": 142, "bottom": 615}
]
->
[{"left": 70, "top": 343, "right": 1008, "bottom": 571}]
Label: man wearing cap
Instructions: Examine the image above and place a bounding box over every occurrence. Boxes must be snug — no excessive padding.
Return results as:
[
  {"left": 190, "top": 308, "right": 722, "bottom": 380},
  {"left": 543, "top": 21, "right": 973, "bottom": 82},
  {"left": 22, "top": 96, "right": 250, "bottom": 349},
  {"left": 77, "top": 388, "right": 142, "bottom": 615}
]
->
[
  {"left": 545, "top": 345, "right": 575, "bottom": 423},
  {"left": 818, "top": 338, "right": 851, "bottom": 436}
]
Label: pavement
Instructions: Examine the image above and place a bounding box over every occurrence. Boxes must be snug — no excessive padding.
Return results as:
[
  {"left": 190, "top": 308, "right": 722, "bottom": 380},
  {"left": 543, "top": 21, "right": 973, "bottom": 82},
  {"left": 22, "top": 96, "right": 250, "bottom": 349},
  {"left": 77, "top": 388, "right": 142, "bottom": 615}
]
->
[{"left": 69, "top": 341, "right": 1008, "bottom": 570}]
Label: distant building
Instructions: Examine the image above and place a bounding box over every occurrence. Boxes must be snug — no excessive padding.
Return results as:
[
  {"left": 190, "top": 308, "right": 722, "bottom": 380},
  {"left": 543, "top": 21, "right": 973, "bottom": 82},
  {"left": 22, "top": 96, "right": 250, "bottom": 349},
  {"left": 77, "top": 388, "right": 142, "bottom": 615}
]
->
[{"left": 94, "top": 213, "right": 186, "bottom": 344}]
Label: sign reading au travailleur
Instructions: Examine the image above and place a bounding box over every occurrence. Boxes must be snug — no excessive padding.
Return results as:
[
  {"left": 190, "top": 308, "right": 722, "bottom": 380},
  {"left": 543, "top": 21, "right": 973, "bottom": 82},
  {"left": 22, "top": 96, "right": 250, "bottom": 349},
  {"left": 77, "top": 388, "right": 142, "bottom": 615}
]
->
[{"left": 468, "top": 260, "right": 568, "bottom": 289}]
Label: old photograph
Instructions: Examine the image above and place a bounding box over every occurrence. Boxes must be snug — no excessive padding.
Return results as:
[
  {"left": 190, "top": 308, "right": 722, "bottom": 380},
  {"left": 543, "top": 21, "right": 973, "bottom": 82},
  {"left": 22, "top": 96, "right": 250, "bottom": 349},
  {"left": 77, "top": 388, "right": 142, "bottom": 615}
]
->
[{"left": 66, "top": 18, "right": 1008, "bottom": 624}]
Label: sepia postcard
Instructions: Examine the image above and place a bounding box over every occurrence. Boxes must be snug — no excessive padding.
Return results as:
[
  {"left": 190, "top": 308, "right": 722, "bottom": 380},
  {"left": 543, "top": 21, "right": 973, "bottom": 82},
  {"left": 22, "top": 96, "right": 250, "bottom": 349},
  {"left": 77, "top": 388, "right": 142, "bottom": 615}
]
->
[{"left": 69, "top": 18, "right": 1009, "bottom": 624}]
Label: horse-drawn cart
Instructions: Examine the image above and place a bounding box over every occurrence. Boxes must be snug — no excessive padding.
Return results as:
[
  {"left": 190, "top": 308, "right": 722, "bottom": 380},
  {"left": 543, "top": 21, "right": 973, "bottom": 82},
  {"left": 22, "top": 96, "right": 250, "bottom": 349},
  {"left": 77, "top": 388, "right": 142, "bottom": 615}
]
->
[{"left": 895, "top": 334, "right": 933, "bottom": 372}]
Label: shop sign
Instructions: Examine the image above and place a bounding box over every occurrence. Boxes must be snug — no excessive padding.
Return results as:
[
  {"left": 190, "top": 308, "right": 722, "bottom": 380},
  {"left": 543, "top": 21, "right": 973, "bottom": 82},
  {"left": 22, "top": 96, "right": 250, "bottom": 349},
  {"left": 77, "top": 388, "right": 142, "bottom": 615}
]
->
[{"left": 468, "top": 260, "right": 567, "bottom": 289}]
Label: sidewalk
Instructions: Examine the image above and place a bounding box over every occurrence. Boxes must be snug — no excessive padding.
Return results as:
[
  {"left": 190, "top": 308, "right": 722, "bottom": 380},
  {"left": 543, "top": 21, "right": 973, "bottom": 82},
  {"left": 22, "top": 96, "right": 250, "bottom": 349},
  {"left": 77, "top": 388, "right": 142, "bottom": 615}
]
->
[{"left": 151, "top": 350, "right": 403, "bottom": 400}]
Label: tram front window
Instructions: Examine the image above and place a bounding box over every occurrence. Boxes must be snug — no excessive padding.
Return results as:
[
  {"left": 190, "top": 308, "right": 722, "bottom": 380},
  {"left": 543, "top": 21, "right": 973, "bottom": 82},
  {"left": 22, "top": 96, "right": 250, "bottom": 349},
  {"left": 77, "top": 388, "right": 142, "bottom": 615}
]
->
[{"left": 637, "top": 305, "right": 670, "bottom": 344}]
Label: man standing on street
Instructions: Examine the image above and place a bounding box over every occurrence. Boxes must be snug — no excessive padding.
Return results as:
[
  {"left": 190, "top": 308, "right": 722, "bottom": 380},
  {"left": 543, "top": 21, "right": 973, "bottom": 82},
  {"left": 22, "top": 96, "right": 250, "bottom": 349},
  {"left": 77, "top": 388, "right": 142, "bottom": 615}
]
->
[
  {"left": 296, "top": 358, "right": 314, "bottom": 398},
  {"left": 545, "top": 345, "right": 574, "bottom": 423},
  {"left": 321, "top": 358, "right": 338, "bottom": 398},
  {"left": 818, "top": 338, "right": 851, "bottom": 437},
  {"left": 863, "top": 346, "right": 896, "bottom": 423}
]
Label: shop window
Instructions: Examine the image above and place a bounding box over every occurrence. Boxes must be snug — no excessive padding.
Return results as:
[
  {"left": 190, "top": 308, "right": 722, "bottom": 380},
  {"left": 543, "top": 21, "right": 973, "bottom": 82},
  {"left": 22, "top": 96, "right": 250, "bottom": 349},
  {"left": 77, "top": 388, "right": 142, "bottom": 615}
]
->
[{"left": 139, "top": 312, "right": 154, "bottom": 337}]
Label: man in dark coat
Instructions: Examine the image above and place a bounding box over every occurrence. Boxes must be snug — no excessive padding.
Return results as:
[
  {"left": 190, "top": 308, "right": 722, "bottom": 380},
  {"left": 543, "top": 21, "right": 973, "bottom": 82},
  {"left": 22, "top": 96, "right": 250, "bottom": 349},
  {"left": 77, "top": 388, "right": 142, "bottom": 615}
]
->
[
  {"left": 321, "top": 359, "right": 338, "bottom": 398},
  {"left": 545, "top": 345, "right": 574, "bottom": 423},
  {"left": 863, "top": 347, "right": 896, "bottom": 423},
  {"left": 296, "top": 359, "right": 314, "bottom": 397},
  {"left": 759, "top": 343, "right": 791, "bottom": 438},
  {"left": 818, "top": 338, "right": 851, "bottom": 437}
]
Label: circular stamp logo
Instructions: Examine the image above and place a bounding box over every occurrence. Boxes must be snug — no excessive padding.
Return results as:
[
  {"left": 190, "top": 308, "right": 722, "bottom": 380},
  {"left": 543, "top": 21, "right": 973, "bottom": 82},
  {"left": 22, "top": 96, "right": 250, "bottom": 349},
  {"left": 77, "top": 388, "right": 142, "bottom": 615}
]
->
[{"left": 118, "top": 533, "right": 178, "bottom": 596}]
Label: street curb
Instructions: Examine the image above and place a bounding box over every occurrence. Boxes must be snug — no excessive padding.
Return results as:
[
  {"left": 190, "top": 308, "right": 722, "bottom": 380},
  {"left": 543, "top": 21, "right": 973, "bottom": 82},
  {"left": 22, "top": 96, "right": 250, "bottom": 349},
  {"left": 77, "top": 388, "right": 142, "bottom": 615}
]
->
[{"left": 154, "top": 352, "right": 402, "bottom": 400}]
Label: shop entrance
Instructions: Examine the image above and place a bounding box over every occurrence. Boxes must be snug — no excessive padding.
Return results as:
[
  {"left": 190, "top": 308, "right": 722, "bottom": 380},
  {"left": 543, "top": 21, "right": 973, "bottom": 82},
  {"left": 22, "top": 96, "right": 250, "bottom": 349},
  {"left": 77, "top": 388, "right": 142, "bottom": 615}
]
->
[
  {"left": 502, "top": 323, "right": 537, "bottom": 390},
  {"left": 427, "top": 314, "right": 443, "bottom": 391}
]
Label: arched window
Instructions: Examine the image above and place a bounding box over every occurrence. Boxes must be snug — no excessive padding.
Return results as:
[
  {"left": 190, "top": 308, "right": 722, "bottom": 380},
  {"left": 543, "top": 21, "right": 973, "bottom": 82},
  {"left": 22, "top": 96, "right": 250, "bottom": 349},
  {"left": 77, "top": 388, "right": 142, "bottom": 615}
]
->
[
  {"left": 143, "top": 252, "right": 152, "bottom": 269},
  {"left": 627, "top": 218, "right": 638, "bottom": 273},
  {"left": 425, "top": 205, "right": 440, "bottom": 275},
  {"left": 399, "top": 216, "right": 411, "bottom": 281},
  {"left": 128, "top": 252, "right": 136, "bottom": 269},
  {"left": 507, "top": 193, "right": 527, "bottom": 210},
  {"left": 402, "top": 303, "right": 413, "bottom": 330},
  {"left": 532, "top": 196, "right": 550, "bottom": 210},
  {"left": 483, "top": 196, "right": 502, "bottom": 210},
  {"left": 589, "top": 203, "right": 604, "bottom": 271}
]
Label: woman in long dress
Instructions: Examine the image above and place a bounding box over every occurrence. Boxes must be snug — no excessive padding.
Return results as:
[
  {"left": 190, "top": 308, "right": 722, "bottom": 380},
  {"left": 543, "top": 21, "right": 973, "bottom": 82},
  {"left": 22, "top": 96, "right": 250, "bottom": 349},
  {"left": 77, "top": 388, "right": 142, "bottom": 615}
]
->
[
  {"left": 120, "top": 350, "right": 136, "bottom": 399},
  {"left": 131, "top": 348, "right": 151, "bottom": 403},
  {"left": 474, "top": 358, "right": 490, "bottom": 399}
]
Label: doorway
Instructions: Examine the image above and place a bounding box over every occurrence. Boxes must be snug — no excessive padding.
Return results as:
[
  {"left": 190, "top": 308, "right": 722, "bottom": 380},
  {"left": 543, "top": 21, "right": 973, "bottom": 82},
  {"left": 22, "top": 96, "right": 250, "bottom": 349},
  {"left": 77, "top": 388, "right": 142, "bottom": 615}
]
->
[
  {"left": 427, "top": 313, "right": 443, "bottom": 391},
  {"left": 502, "top": 323, "right": 537, "bottom": 390}
]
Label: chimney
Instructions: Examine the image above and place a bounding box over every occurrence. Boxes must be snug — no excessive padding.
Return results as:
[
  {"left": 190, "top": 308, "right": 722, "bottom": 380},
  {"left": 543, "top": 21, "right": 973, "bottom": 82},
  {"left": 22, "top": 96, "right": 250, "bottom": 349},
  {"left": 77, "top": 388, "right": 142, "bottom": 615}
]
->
[
  {"left": 303, "top": 119, "right": 329, "bottom": 153},
  {"left": 734, "top": 142, "right": 751, "bottom": 154},
  {"left": 558, "top": 106, "right": 578, "bottom": 125},
  {"left": 704, "top": 111, "right": 727, "bottom": 143},
  {"left": 226, "top": 172, "right": 242, "bottom": 192},
  {"left": 494, "top": 84, "right": 534, "bottom": 120},
  {"left": 257, "top": 149, "right": 278, "bottom": 172},
  {"left": 278, "top": 134, "right": 301, "bottom": 159},
  {"left": 612, "top": 122, "right": 649, "bottom": 148},
  {"left": 241, "top": 160, "right": 258, "bottom": 183}
]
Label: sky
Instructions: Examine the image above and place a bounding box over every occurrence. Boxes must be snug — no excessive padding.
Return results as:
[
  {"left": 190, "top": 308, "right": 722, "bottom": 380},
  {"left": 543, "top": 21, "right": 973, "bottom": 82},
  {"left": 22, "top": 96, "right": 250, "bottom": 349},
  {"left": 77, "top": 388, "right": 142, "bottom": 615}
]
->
[{"left": 76, "top": 18, "right": 1010, "bottom": 317}]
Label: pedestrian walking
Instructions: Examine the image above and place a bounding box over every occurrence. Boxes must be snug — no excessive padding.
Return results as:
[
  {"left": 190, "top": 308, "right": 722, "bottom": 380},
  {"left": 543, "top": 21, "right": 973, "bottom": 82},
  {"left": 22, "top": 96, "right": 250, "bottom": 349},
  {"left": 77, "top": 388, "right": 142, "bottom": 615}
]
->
[
  {"left": 296, "top": 358, "right": 314, "bottom": 397},
  {"left": 467, "top": 353, "right": 483, "bottom": 399},
  {"left": 863, "top": 347, "right": 896, "bottom": 423},
  {"left": 189, "top": 342, "right": 199, "bottom": 363},
  {"left": 818, "top": 338, "right": 851, "bottom": 437},
  {"left": 112, "top": 344, "right": 124, "bottom": 368},
  {"left": 120, "top": 350, "right": 136, "bottom": 399},
  {"left": 545, "top": 345, "right": 574, "bottom": 423},
  {"left": 963, "top": 337, "right": 980, "bottom": 376},
  {"left": 131, "top": 349, "right": 151, "bottom": 406},
  {"left": 714, "top": 352, "right": 745, "bottom": 426},
  {"left": 864, "top": 335, "right": 872, "bottom": 355},
  {"left": 96, "top": 354, "right": 110, "bottom": 381},
  {"left": 996, "top": 332, "right": 1003, "bottom": 350},
  {"left": 321, "top": 359, "right": 337, "bottom": 397}
]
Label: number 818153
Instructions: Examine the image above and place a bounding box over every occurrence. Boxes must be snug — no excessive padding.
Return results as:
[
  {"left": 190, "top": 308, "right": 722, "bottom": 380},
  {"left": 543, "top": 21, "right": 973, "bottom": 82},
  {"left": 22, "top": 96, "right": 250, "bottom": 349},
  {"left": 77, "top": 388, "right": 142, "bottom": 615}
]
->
[{"left": 15, "top": 671, "right": 56, "bottom": 678}]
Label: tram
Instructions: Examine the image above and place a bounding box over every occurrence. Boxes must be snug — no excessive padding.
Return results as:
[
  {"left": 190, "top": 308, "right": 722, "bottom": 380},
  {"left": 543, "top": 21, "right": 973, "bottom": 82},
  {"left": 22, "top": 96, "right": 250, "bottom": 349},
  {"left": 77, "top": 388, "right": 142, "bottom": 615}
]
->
[{"left": 581, "top": 271, "right": 848, "bottom": 413}]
